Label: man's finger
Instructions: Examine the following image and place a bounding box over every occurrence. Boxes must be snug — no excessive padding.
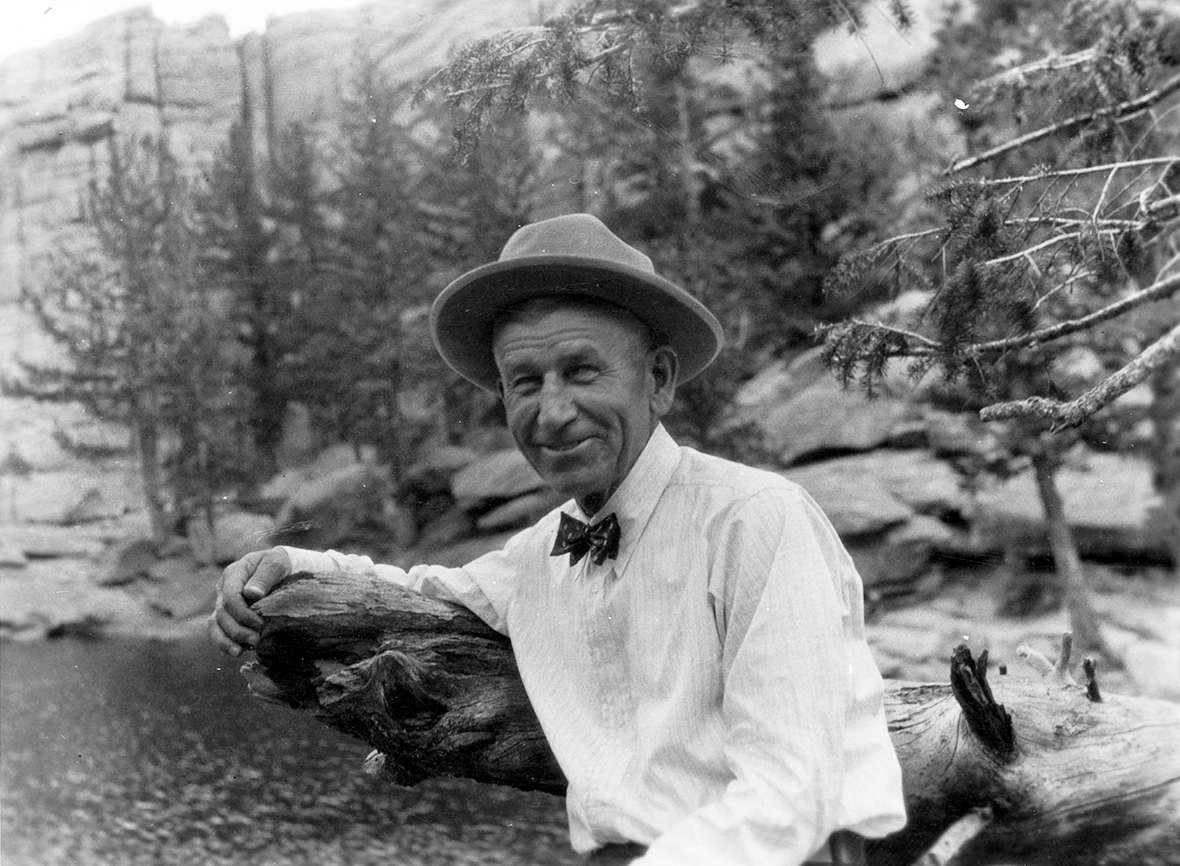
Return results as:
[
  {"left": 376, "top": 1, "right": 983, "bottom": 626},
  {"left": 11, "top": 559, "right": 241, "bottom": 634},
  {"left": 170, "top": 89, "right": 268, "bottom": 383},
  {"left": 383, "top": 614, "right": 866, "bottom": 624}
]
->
[
  {"left": 242, "top": 548, "right": 291, "bottom": 602},
  {"left": 219, "top": 555, "right": 265, "bottom": 631},
  {"left": 207, "top": 604, "right": 256, "bottom": 657}
]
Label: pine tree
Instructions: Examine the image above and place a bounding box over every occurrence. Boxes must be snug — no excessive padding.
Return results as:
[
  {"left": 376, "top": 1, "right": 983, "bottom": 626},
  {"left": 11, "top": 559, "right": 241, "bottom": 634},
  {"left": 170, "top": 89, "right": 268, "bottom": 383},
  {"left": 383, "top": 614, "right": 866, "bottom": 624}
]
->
[
  {"left": 195, "top": 116, "right": 287, "bottom": 477},
  {"left": 818, "top": 0, "right": 1179, "bottom": 656},
  {"left": 423, "top": 0, "right": 1178, "bottom": 657},
  {"left": 7, "top": 134, "right": 243, "bottom": 540},
  {"left": 414, "top": 110, "right": 541, "bottom": 442},
  {"left": 423, "top": 0, "right": 907, "bottom": 455},
  {"left": 314, "top": 39, "right": 437, "bottom": 483}
]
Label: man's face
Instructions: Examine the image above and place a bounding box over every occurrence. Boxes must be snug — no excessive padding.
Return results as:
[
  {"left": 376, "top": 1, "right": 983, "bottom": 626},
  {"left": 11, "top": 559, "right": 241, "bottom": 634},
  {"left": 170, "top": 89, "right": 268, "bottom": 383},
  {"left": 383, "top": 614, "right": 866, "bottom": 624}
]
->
[{"left": 493, "top": 300, "right": 674, "bottom": 512}]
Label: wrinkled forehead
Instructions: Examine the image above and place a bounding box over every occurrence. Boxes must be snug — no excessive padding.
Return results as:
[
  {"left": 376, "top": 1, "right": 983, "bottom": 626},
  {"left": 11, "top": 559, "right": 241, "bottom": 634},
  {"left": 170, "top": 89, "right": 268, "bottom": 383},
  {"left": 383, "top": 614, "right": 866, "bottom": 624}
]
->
[{"left": 491, "top": 295, "right": 656, "bottom": 349}]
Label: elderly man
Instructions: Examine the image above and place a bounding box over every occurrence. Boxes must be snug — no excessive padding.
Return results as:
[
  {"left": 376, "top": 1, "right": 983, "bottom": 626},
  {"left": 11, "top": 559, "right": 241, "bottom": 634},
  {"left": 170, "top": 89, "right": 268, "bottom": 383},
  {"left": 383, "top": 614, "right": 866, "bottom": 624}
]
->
[{"left": 209, "top": 213, "right": 906, "bottom": 864}]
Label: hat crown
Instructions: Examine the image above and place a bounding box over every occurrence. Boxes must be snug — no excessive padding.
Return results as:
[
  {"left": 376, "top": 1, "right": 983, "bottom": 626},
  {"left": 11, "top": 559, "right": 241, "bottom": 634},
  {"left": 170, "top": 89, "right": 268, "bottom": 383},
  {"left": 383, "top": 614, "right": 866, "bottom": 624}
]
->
[{"left": 499, "top": 213, "right": 655, "bottom": 273}]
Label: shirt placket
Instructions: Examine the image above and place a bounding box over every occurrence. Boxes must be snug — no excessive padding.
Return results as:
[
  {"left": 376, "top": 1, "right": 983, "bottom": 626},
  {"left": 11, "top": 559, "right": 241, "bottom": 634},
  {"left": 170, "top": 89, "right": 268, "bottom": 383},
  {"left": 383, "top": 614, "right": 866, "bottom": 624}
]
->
[{"left": 585, "top": 565, "right": 631, "bottom": 728}]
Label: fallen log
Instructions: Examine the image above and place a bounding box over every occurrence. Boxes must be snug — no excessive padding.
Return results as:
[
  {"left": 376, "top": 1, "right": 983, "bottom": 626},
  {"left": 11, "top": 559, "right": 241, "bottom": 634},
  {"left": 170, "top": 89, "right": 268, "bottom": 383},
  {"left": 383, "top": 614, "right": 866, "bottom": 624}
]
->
[{"left": 242, "top": 571, "right": 1180, "bottom": 866}]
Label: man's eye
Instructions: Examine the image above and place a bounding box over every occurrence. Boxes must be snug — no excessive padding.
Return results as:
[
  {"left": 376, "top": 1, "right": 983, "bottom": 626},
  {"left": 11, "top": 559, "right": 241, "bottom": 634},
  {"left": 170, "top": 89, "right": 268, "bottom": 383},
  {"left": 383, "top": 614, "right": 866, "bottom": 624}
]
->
[
  {"left": 510, "top": 376, "right": 541, "bottom": 394},
  {"left": 569, "top": 365, "right": 598, "bottom": 382}
]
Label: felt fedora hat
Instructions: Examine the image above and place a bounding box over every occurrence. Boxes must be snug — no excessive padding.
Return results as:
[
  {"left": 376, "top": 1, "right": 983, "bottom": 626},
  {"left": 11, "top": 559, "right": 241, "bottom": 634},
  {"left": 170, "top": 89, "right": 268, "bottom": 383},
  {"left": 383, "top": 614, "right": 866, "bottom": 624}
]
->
[{"left": 430, "top": 213, "right": 724, "bottom": 392}]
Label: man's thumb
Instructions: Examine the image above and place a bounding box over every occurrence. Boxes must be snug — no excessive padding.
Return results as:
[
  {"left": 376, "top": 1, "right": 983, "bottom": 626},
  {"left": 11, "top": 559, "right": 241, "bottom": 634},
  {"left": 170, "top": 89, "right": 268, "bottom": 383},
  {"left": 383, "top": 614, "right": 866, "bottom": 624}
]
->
[{"left": 243, "top": 549, "right": 288, "bottom": 601}]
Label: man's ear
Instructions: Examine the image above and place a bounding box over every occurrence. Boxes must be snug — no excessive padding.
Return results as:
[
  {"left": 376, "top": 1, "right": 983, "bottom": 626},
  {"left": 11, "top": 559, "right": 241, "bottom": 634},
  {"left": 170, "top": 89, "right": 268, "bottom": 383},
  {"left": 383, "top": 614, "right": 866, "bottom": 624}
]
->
[{"left": 648, "top": 345, "right": 678, "bottom": 416}]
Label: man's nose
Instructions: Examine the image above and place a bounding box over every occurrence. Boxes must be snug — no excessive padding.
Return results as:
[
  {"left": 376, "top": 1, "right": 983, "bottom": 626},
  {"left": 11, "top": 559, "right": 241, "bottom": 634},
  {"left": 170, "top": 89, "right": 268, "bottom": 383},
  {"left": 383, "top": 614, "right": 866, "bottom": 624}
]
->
[{"left": 536, "top": 379, "right": 576, "bottom": 432}]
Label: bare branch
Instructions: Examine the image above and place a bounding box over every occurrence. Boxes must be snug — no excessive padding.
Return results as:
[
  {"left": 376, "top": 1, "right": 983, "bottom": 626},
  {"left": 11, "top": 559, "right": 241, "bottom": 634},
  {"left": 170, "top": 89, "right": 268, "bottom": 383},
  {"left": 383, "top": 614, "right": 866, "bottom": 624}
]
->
[
  {"left": 967, "top": 271, "right": 1180, "bottom": 355},
  {"left": 846, "top": 318, "right": 941, "bottom": 348},
  {"left": 978, "top": 231, "right": 1084, "bottom": 267},
  {"left": 981, "top": 159, "right": 1180, "bottom": 188},
  {"left": 979, "top": 320, "right": 1180, "bottom": 427},
  {"left": 979, "top": 48, "right": 1097, "bottom": 90},
  {"left": 947, "top": 73, "right": 1180, "bottom": 175},
  {"left": 849, "top": 271, "right": 1180, "bottom": 363},
  {"left": 911, "top": 806, "right": 995, "bottom": 866},
  {"left": 1016, "top": 643, "right": 1056, "bottom": 677},
  {"left": 1004, "top": 216, "right": 1138, "bottom": 230}
]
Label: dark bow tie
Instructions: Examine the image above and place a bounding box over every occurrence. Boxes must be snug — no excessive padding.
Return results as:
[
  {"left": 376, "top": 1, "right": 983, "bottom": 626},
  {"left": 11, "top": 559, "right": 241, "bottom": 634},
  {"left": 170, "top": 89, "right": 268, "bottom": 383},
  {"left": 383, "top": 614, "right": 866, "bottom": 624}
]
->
[{"left": 551, "top": 511, "right": 621, "bottom": 567}]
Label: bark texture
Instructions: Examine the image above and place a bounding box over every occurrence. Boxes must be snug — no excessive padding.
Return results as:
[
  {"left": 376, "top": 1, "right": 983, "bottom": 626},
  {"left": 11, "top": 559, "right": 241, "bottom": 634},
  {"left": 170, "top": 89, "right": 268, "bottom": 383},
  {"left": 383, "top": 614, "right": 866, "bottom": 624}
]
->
[{"left": 243, "top": 571, "right": 1180, "bottom": 866}]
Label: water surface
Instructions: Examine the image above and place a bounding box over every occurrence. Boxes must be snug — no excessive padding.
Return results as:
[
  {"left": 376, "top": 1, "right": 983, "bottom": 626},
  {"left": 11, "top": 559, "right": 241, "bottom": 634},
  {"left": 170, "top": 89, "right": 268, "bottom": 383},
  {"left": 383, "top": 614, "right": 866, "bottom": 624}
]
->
[{"left": 1, "top": 636, "right": 574, "bottom": 865}]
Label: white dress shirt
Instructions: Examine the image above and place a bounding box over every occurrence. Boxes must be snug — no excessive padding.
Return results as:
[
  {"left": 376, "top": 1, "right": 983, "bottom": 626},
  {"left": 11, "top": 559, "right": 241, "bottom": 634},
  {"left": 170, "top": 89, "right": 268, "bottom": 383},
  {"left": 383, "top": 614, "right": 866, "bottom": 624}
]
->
[{"left": 282, "top": 425, "right": 906, "bottom": 864}]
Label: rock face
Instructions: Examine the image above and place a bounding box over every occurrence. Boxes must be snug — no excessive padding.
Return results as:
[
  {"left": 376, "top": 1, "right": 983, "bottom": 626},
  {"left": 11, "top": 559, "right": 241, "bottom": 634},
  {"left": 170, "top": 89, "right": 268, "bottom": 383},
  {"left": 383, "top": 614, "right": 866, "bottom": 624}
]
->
[
  {"left": 451, "top": 449, "right": 547, "bottom": 510},
  {"left": 0, "top": 0, "right": 544, "bottom": 309},
  {"left": 0, "top": 0, "right": 547, "bottom": 488},
  {"left": 727, "top": 348, "right": 921, "bottom": 465},
  {"left": 969, "top": 452, "right": 1173, "bottom": 562}
]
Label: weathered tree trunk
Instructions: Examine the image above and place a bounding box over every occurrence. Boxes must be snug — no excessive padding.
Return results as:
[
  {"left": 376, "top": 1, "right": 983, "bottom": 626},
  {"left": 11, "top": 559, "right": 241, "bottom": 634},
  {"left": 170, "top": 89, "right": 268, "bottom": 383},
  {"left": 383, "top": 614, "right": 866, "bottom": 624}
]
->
[
  {"left": 1030, "top": 445, "right": 1113, "bottom": 661},
  {"left": 131, "top": 411, "right": 168, "bottom": 544},
  {"left": 1149, "top": 347, "right": 1180, "bottom": 577},
  {"left": 243, "top": 571, "right": 1180, "bottom": 866}
]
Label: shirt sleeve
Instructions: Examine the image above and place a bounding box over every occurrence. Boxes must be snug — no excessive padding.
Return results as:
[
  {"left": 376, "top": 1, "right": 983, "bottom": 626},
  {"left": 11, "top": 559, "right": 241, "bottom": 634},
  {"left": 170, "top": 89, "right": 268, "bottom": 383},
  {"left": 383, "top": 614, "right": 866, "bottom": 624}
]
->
[
  {"left": 635, "top": 487, "right": 853, "bottom": 866},
  {"left": 278, "top": 527, "right": 535, "bottom": 636}
]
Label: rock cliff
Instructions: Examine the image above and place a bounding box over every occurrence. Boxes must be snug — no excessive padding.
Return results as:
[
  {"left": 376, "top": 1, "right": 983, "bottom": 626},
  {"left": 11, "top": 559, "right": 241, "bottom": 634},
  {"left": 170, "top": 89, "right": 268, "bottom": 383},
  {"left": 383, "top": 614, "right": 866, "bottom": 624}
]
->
[
  {"left": 0, "top": 0, "right": 543, "bottom": 493},
  {"left": 0, "top": 1, "right": 541, "bottom": 309}
]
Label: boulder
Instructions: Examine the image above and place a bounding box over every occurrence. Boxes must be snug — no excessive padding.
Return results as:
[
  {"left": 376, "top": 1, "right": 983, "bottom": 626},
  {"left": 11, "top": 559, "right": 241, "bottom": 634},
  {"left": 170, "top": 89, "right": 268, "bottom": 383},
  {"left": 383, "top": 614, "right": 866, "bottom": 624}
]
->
[
  {"left": 727, "top": 352, "right": 826, "bottom": 416},
  {"left": 805, "top": 450, "right": 968, "bottom": 518},
  {"left": 924, "top": 409, "right": 1001, "bottom": 459},
  {"left": 272, "top": 462, "right": 396, "bottom": 550},
  {"left": 451, "top": 449, "right": 546, "bottom": 509},
  {"left": 144, "top": 558, "right": 221, "bottom": 619},
  {"left": 95, "top": 537, "right": 157, "bottom": 586},
  {"left": 781, "top": 464, "right": 912, "bottom": 536},
  {"left": 772, "top": 380, "right": 915, "bottom": 465},
  {"left": 0, "top": 533, "right": 28, "bottom": 568},
  {"left": 0, "top": 523, "right": 105, "bottom": 559},
  {"left": 9, "top": 467, "right": 139, "bottom": 525},
  {"left": 0, "top": 559, "right": 142, "bottom": 641},
  {"left": 476, "top": 488, "right": 566, "bottom": 532},
  {"left": 60, "top": 485, "right": 127, "bottom": 525},
  {"left": 415, "top": 506, "right": 475, "bottom": 553},
  {"left": 405, "top": 445, "right": 478, "bottom": 497},
  {"left": 727, "top": 349, "right": 921, "bottom": 466},
  {"left": 968, "top": 452, "right": 1172, "bottom": 561},
  {"left": 257, "top": 442, "right": 375, "bottom": 505},
  {"left": 847, "top": 515, "right": 959, "bottom": 591},
  {"left": 187, "top": 510, "right": 275, "bottom": 566}
]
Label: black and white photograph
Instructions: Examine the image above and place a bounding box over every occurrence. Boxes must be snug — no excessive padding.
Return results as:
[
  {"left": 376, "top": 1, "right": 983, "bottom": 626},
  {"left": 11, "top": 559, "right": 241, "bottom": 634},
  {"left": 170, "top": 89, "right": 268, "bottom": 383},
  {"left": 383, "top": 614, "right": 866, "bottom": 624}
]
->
[{"left": 1, "top": 0, "right": 1177, "bottom": 863}]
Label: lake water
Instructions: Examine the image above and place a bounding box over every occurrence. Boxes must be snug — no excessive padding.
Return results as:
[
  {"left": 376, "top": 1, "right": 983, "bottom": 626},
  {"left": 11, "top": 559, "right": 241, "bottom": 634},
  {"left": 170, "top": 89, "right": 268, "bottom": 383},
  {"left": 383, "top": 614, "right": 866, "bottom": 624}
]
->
[{"left": 0, "top": 636, "right": 576, "bottom": 866}]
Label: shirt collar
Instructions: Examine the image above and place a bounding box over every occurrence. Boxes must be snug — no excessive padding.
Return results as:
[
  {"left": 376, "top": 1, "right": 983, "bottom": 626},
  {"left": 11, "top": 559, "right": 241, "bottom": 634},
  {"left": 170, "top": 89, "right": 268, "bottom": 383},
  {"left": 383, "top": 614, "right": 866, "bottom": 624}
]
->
[{"left": 570, "top": 424, "right": 681, "bottom": 577}]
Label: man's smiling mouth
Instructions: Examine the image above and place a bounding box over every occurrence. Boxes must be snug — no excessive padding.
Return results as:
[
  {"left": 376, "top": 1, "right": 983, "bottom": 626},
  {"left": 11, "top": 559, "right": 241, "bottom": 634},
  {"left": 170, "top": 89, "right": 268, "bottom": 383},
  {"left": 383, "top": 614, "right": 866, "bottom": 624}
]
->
[{"left": 539, "top": 439, "right": 591, "bottom": 456}]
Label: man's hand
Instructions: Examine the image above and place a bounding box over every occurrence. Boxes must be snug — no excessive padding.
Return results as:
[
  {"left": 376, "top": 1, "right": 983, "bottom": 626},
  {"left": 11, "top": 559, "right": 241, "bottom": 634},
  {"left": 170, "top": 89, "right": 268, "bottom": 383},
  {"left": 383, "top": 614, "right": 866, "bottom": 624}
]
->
[{"left": 207, "top": 547, "right": 292, "bottom": 657}]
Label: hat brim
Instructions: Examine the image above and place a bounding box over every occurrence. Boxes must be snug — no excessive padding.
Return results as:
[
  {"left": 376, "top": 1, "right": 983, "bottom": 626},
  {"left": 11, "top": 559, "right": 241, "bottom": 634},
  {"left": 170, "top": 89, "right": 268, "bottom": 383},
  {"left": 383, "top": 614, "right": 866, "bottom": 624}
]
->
[{"left": 430, "top": 255, "right": 724, "bottom": 392}]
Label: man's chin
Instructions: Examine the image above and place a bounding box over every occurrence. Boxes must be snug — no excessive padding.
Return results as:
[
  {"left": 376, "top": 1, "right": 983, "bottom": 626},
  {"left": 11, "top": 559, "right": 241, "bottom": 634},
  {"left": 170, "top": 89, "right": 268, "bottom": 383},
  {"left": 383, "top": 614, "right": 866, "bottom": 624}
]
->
[{"left": 538, "top": 467, "right": 606, "bottom": 506}]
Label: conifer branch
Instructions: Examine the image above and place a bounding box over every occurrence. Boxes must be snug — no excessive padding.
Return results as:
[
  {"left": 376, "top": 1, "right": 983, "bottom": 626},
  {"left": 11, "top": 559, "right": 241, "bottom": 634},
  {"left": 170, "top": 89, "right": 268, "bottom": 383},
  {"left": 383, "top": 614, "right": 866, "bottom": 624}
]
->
[
  {"left": 979, "top": 320, "right": 1180, "bottom": 427},
  {"left": 980, "top": 48, "right": 1097, "bottom": 90},
  {"left": 833, "top": 271, "right": 1180, "bottom": 362},
  {"left": 946, "top": 73, "right": 1180, "bottom": 175},
  {"left": 979, "top": 231, "right": 1086, "bottom": 267},
  {"left": 1004, "top": 216, "right": 1138, "bottom": 230},
  {"left": 983, "top": 158, "right": 1179, "bottom": 187},
  {"left": 846, "top": 318, "right": 941, "bottom": 348},
  {"left": 967, "top": 271, "right": 1180, "bottom": 354}
]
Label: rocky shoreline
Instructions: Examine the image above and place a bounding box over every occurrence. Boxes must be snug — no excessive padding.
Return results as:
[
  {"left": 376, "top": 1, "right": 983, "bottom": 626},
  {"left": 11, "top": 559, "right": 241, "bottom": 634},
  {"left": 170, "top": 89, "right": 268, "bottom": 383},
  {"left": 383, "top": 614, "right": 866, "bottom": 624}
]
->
[
  {"left": 3, "top": 343, "right": 1177, "bottom": 701},
  {"left": 3, "top": 431, "right": 1177, "bottom": 706}
]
